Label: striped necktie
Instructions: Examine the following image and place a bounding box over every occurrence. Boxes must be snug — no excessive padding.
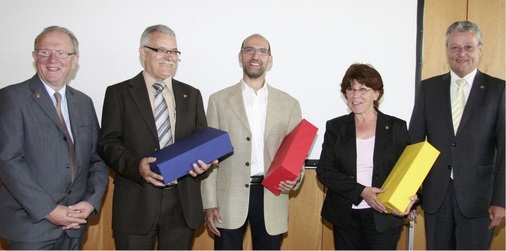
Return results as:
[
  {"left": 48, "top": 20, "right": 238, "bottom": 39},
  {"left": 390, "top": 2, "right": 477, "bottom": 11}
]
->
[
  {"left": 450, "top": 79, "right": 467, "bottom": 179},
  {"left": 153, "top": 83, "right": 173, "bottom": 148},
  {"left": 451, "top": 79, "right": 467, "bottom": 134}
]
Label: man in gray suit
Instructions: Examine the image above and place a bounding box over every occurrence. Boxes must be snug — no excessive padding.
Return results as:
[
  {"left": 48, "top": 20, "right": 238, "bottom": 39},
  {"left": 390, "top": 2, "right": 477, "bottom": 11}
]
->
[
  {"left": 0, "top": 26, "right": 109, "bottom": 249},
  {"left": 201, "top": 34, "right": 303, "bottom": 250},
  {"left": 409, "top": 21, "right": 505, "bottom": 249}
]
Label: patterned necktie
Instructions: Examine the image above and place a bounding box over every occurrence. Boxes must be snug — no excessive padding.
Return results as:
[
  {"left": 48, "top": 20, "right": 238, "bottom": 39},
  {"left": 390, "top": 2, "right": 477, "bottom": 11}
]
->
[
  {"left": 153, "top": 83, "right": 173, "bottom": 148},
  {"left": 451, "top": 79, "right": 467, "bottom": 134},
  {"left": 54, "top": 92, "right": 77, "bottom": 182}
]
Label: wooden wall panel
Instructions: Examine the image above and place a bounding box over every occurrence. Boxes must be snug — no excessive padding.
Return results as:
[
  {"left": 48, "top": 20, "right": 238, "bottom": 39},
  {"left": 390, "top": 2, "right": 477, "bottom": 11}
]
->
[
  {"left": 468, "top": 0, "right": 505, "bottom": 79},
  {"left": 421, "top": 0, "right": 467, "bottom": 80}
]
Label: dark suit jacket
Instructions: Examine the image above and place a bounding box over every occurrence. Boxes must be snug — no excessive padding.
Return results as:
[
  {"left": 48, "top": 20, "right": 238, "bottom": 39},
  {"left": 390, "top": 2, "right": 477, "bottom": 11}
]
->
[
  {"left": 317, "top": 111, "right": 410, "bottom": 232},
  {"left": 98, "top": 72, "right": 207, "bottom": 234},
  {"left": 0, "top": 75, "right": 109, "bottom": 242},
  {"left": 409, "top": 71, "right": 505, "bottom": 217}
]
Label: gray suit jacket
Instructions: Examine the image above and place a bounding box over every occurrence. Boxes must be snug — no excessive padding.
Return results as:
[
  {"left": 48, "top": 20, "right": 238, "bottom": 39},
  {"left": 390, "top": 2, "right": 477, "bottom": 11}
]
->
[
  {"left": 201, "top": 82, "right": 303, "bottom": 235},
  {"left": 0, "top": 75, "right": 109, "bottom": 242},
  {"left": 409, "top": 71, "right": 505, "bottom": 217}
]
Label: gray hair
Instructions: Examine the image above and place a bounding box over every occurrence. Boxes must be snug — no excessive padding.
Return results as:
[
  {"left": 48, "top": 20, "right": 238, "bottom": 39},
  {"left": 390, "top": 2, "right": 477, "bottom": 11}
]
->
[
  {"left": 34, "top": 26, "right": 79, "bottom": 54},
  {"left": 445, "top": 21, "right": 482, "bottom": 46},
  {"left": 140, "top": 24, "right": 176, "bottom": 46}
]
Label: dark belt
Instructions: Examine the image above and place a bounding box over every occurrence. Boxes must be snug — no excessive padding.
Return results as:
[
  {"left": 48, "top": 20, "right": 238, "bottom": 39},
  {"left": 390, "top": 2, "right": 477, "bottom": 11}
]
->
[{"left": 250, "top": 175, "right": 264, "bottom": 184}]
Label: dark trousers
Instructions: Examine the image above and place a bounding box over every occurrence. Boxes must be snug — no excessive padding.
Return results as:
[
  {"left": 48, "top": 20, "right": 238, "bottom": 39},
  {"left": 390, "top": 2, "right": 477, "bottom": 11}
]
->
[
  {"left": 114, "top": 187, "right": 194, "bottom": 250},
  {"left": 425, "top": 179, "right": 493, "bottom": 250},
  {"left": 7, "top": 232, "right": 82, "bottom": 250},
  {"left": 332, "top": 208, "right": 401, "bottom": 250},
  {"left": 214, "top": 184, "right": 283, "bottom": 250}
]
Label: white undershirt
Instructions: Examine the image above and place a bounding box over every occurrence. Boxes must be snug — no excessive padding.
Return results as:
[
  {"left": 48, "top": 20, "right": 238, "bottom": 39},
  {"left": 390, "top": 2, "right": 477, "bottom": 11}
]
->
[{"left": 353, "top": 136, "right": 375, "bottom": 209}]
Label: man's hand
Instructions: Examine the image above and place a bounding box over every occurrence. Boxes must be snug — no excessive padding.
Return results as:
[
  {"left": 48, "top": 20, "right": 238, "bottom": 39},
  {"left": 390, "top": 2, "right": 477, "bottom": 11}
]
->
[
  {"left": 279, "top": 169, "right": 303, "bottom": 192},
  {"left": 63, "top": 201, "right": 95, "bottom": 230},
  {"left": 204, "top": 207, "right": 222, "bottom": 236},
  {"left": 139, "top": 157, "right": 165, "bottom": 187},
  {"left": 45, "top": 205, "right": 87, "bottom": 229},
  {"left": 488, "top": 205, "right": 505, "bottom": 230},
  {"left": 189, "top": 160, "right": 218, "bottom": 177}
]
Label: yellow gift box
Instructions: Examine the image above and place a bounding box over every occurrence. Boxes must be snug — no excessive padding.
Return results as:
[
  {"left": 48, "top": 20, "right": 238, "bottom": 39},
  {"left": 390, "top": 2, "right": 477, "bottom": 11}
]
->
[{"left": 378, "top": 141, "right": 440, "bottom": 213}]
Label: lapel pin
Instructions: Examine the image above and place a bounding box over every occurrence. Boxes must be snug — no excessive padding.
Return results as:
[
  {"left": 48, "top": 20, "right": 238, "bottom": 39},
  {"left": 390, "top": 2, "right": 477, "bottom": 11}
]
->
[
  {"left": 36, "top": 93, "right": 41, "bottom": 98},
  {"left": 480, "top": 85, "right": 484, "bottom": 89},
  {"left": 385, "top": 125, "right": 389, "bottom": 130},
  {"left": 183, "top": 94, "right": 187, "bottom": 98}
]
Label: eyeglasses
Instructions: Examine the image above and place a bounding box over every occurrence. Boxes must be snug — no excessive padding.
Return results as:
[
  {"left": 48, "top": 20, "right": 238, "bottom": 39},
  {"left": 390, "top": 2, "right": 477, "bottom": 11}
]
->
[
  {"left": 35, "top": 49, "right": 76, "bottom": 59},
  {"left": 345, "top": 87, "right": 373, "bottom": 95},
  {"left": 144, "top": 46, "right": 181, "bottom": 56},
  {"left": 241, "top": 47, "right": 270, "bottom": 56},
  {"left": 447, "top": 45, "right": 478, "bottom": 53}
]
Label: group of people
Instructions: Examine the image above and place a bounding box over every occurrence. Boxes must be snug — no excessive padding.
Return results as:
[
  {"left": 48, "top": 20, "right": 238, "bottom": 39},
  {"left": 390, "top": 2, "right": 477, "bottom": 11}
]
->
[{"left": 0, "top": 20, "right": 503, "bottom": 250}]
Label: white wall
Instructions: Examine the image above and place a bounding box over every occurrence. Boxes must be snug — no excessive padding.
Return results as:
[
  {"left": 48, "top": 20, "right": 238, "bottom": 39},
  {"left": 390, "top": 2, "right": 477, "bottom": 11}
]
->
[{"left": 0, "top": 0, "right": 418, "bottom": 160}]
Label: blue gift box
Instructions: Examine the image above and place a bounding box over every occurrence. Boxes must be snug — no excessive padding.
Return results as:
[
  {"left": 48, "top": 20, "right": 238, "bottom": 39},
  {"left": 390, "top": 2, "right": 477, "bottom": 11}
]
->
[{"left": 148, "top": 127, "right": 234, "bottom": 184}]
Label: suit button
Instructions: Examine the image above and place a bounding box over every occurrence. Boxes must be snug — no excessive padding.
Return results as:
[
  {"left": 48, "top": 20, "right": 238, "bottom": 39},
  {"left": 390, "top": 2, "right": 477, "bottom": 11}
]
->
[
  {"left": 68, "top": 190, "right": 72, "bottom": 194},
  {"left": 66, "top": 164, "right": 71, "bottom": 169},
  {"left": 245, "top": 162, "right": 250, "bottom": 166},
  {"left": 245, "top": 184, "right": 250, "bottom": 188},
  {"left": 448, "top": 165, "right": 452, "bottom": 170},
  {"left": 452, "top": 142, "right": 457, "bottom": 147},
  {"left": 63, "top": 136, "right": 67, "bottom": 141}
]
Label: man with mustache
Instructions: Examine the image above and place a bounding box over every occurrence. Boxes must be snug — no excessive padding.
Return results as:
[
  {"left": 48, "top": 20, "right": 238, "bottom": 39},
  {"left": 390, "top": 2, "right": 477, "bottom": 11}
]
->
[
  {"left": 98, "top": 24, "right": 214, "bottom": 250},
  {"left": 201, "top": 34, "right": 304, "bottom": 250}
]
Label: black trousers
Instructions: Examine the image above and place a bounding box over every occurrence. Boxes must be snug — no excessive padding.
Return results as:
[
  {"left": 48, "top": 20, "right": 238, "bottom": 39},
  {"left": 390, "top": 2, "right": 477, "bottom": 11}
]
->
[
  {"left": 333, "top": 208, "right": 401, "bottom": 250},
  {"left": 425, "top": 179, "right": 493, "bottom": 249},
  {"left": 113, "top": 187, "right": 194, "bottom": 250},
  {"left": 214, "top": 184, "right": 283, "bottom": 250}
]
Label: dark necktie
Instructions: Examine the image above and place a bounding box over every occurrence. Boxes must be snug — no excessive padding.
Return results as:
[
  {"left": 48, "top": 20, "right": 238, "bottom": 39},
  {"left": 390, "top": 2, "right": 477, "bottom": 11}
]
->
[{"left": 54, "top": 92, "right": 77, "bottom": 182}]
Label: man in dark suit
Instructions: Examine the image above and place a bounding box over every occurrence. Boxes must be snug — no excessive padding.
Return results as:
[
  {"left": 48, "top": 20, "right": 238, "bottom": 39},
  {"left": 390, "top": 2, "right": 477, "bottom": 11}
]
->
[
  {"left": 98, "top": 24, "right": 213, "bottom": 250},
  {"left": 0, "top": 26, "right": 109, "bottom": 249},
  {"left": 409, "top": 21, "right": 505, "bottom": 249}
]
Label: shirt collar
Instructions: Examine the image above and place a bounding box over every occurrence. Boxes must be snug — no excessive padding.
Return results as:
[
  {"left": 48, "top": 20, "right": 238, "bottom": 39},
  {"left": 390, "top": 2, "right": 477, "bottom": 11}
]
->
[
  {"left": 143, "top": 71, "right": 173, "bottom": 93},
  {"left": 39, "top": 75, "right": 67, "bottom": 97},
  {"left": 450, "top": 68, "right": 477, "bottom": 86},
  {"left": 240, "top": 79, "right": 268, "bottom": 96}
]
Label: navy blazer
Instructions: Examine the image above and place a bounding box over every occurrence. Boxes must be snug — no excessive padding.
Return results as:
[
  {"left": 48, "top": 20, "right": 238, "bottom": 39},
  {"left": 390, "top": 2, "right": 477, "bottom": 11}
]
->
[
  {"left": 98, "top": 72, "right": 207, "bottom": 233},
  {"left": 409, "top": 71, "right": 505, "bottom": 217},
  {"left": 317, "top": 110, "right": 410, "bottom": 232}
]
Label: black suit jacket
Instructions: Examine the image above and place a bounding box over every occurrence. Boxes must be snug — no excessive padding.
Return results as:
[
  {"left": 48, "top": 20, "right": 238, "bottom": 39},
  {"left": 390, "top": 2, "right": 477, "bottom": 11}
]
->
[
  {"left": 98, "top": 72, "right": 207, "bottom": 233},
  {"left": 409, "top": 71, "right": 505, "bottom": 217},
  {"left": 317, "top": 110, "right": 410, "bottom": 232}
]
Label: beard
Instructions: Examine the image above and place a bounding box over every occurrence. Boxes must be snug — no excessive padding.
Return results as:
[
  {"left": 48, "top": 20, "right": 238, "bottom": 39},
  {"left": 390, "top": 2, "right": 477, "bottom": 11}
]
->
[{"left": 243, "top": 61, "right": 266, "bottom": 79}]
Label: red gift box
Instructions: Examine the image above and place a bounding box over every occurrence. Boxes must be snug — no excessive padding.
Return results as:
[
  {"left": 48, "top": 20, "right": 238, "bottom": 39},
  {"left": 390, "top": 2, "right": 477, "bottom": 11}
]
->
[{"left": 262, "top": 119, "right": 318, "bottom": 195}]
